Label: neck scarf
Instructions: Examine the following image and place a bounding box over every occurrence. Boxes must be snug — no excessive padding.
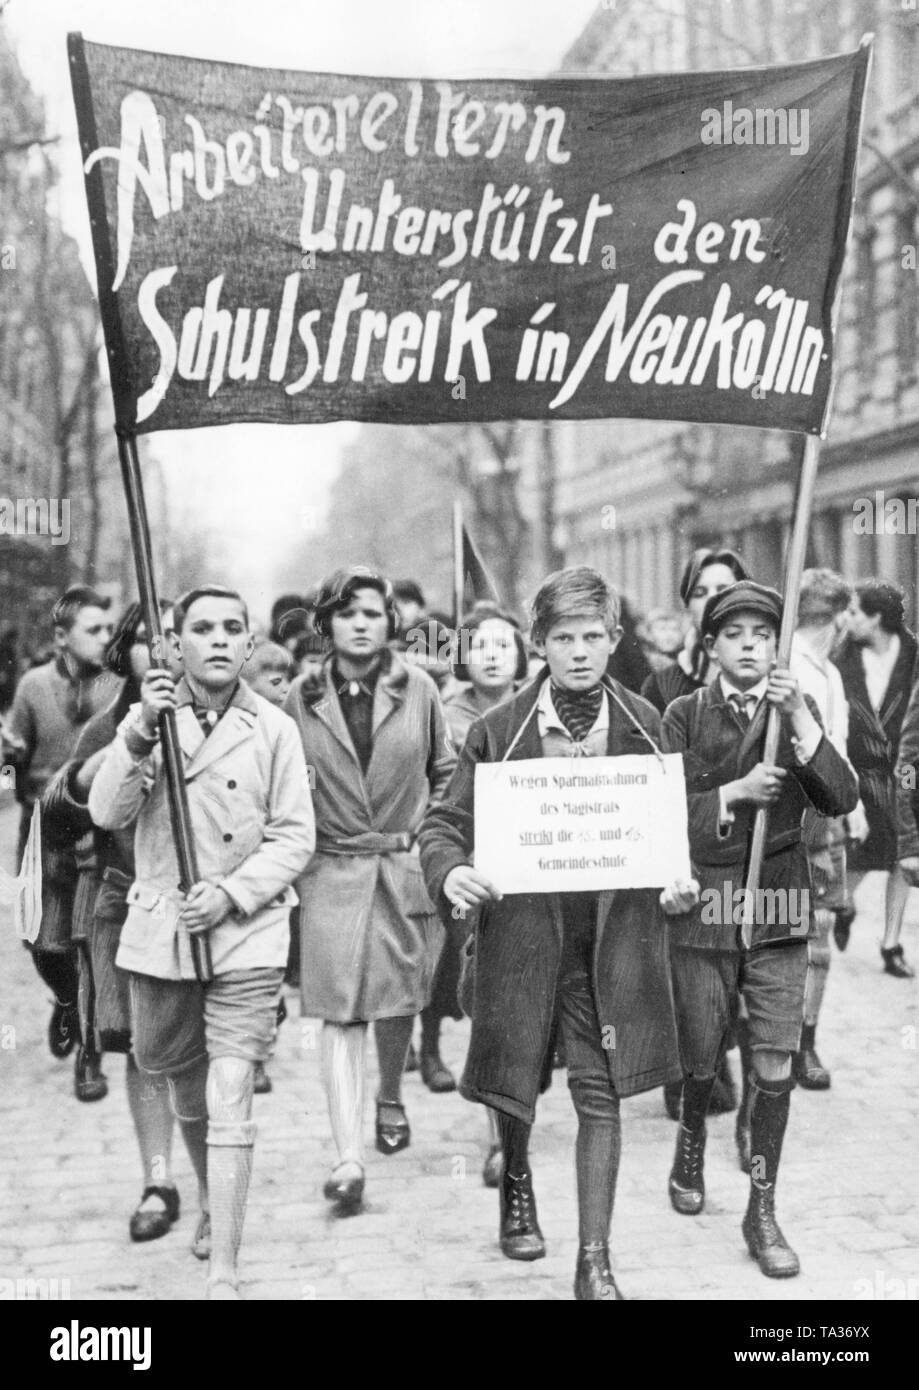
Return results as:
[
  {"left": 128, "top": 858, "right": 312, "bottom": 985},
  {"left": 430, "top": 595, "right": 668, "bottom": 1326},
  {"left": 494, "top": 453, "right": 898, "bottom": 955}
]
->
[{"left": 550, "top": 681, "right": 604, "bottom": 742}]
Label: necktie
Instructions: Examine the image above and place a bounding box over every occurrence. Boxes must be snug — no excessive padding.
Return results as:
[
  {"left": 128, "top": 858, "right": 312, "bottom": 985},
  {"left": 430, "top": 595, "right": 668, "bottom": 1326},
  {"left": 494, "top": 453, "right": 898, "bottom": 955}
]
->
[
  {"left": 193, "top": 706, "right": 220, "bottom": 737},
  {"left": 728, "top": 692, "right": 754, "bottom": 728}
]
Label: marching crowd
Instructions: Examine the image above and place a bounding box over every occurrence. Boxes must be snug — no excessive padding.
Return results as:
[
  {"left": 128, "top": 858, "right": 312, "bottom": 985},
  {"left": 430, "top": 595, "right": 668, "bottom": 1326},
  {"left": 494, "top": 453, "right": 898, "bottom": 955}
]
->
[{"left": 1, "top": 550, "right": 918, "bottom": 1301}]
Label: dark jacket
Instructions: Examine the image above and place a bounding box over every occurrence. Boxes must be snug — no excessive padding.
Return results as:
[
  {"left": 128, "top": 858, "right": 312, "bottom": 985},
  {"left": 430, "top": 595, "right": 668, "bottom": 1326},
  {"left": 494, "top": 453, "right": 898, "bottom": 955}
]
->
[
  {"left": 895, "top": 670, "right": 919, "bottom": 861},
  {"left": 41, "top": 683, "right": 135, "bottom": 874},
  {"left": 834, "top": 632, "right": 918, "bottom": 870},
  {"left": 640, "top": 661, "right": 700, "bottom": 716},
  {"left": 661, "top": 683, "right": 859, "bottom": 950},
  {"left": 40, "top": 684, "right": 137, "bottom": 945},
  {"left": 419, "top": 670, "right": 681, "bottom": 1123}
]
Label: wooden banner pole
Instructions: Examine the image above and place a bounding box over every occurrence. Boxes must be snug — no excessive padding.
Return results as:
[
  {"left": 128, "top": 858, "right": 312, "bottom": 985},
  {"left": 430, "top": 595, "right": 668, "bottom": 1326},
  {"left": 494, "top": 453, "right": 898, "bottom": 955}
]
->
[
  {"left": 739, "top": 433, "right": 821, "bottom": 950},
  {"left": 740, "top": 34, "right": 873, "bottom": 950},
  {"left": 116, "top": 430, "right": 213, "bottom": 983}
]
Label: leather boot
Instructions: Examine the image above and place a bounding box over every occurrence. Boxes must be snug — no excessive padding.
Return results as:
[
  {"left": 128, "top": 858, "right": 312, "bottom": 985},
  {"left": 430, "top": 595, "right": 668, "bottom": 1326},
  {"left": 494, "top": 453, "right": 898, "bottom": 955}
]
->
[
  {"left": 668, "top": 1123, "right": 706, "bottom": 1214},
  {"left": 499, "top": 1169, "right": 545, "bottom": 1261},
  {"left": 574, "top": 1243, "right": 624, "bottom": 1301},
  {"left": 742, "top": 1075, "right": 799, "bottom": 1278},
  {"left": 668, "top": 1075, "right": 711, "bottom": 1214},
  {"left": 74, "top": 1044, "right": 108, "bottom": 1102},
  {"left": 742, "top": 1182, "right": 800, "bottom": 1278},
  {"left": 793, "top": 1023, "right": 830, "bottom": 1090}
]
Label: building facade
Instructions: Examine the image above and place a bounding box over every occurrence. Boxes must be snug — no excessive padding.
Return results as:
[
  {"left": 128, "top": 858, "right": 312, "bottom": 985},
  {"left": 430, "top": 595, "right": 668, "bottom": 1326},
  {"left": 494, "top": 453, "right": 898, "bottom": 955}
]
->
[{"left": 554, "top": 0, "right": 919, "bottom": 620}]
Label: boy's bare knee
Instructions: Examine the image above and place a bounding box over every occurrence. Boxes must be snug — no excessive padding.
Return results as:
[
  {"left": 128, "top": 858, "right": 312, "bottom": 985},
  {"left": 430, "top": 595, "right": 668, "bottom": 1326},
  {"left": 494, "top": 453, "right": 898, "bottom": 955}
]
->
[
  {"left": 207, "top": 1056, "right": 255, "bottom": 1122},
  {"left": 752, "top": 1047, "right": 792, "bottom": 1082}
]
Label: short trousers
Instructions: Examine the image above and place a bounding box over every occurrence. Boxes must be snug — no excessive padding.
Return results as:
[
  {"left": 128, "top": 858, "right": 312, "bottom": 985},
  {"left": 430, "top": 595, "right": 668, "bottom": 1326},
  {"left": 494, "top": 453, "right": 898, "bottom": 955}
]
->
[
  {"left": 129, "top": 967, "right": 284, "bottom": 1075},
  {"left": 670, "top": 941, "right": 807, "bottom": 1077}
]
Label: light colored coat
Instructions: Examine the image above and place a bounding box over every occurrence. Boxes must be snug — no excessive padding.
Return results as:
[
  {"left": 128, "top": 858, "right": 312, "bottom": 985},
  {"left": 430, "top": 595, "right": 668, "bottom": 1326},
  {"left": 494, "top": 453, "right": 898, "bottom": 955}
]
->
[
  {"left": 284, "top": 651, "right": 456, "bottom": 1021},
  {"left": 88, "top": 678, "right": 315, "bottom": 981}
]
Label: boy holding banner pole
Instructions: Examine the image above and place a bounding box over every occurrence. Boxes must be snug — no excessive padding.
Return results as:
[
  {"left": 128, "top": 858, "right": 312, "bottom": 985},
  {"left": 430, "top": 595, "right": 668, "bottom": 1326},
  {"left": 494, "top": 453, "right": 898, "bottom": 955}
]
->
[
  {"left": 88, "top": 585, "right": 315, "bottom": 1298},
  {"left": 660, "top": 581, "right": 858, "bottom": 1278},
  {"left": 420, "top": 566, "right": 685, "bottom": 1300}
]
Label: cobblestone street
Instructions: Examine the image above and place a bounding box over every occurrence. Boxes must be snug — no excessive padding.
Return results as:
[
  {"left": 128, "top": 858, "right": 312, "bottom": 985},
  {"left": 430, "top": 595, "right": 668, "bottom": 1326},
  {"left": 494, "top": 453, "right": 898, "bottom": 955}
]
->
[{"left": 1, "top": 796, "right": 917, "bottom": 1302}]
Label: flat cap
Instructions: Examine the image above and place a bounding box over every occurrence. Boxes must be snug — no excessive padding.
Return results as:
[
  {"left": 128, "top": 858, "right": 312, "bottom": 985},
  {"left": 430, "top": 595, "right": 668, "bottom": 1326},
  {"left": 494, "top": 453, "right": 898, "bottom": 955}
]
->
[{"left": 701, "top": 580, "right": 783, "bottom": 640}]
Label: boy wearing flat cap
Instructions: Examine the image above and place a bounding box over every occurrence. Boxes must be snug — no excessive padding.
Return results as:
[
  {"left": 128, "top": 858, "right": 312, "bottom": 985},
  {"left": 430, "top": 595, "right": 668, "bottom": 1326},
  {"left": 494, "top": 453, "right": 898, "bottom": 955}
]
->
[{"left": 660, "top": 581, "right": 858, "bottom": 1278}]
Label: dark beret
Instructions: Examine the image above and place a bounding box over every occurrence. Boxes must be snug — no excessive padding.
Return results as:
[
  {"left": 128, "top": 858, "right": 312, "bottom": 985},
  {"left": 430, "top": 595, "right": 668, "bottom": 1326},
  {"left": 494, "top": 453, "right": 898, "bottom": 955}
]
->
[{"left": 701, "top": 581, "right": 783, "bottom": 640}]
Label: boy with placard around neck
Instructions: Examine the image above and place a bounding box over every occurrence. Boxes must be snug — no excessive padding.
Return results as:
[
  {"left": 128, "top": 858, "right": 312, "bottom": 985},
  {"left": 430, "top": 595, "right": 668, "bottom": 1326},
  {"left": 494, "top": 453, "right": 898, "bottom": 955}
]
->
[{"left": 420, "top": 566, "right": 687, "bottom": 1301}]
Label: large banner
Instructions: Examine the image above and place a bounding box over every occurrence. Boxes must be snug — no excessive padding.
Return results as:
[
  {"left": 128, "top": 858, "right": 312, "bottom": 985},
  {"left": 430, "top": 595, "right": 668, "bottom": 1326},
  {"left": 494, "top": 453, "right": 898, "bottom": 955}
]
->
[{"left": 69, "top": 36, "right": 869, "bottom": 435}]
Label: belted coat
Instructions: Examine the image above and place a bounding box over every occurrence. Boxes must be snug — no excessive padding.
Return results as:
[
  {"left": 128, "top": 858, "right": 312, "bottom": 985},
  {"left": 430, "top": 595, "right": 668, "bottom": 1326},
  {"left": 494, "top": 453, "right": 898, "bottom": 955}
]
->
[
  {"left": 418, "top": 671, "right": 682, "bottom": 1124},
  {"left": 284, "top": 650, "right": 456, "bottom": 1022},
  {"left": 834, "top": 633, "right": 918, "bottom": 870}
]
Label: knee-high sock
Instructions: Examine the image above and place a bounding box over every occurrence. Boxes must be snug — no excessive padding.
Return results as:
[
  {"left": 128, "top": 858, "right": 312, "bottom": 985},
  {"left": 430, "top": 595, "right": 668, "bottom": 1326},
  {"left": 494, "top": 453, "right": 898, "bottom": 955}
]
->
[
  {"left": 167, "top": 1055, "right": 209, "bottom": 1203},
  {"left": 748, "top": 1073, "right": 793, "bottom": 1190},
  {"left": 883, "top": 864, "right": 911, "bottom": 951},
  {"left": 373, "top": 1015, "right": 413, "bottom": 1103},
  {"left": 804, "top": 910, "right": 833, "bottom": 1028},
  {"left": 496, "top": 1111, "right": 531, "bottom": 1176},
  {"left": 126, "top": 1055, "right": 175, "bottom": 1188},
  {"left": 321, "top": 1022, "right": 366, "bottom": 1167},
  {"left": 570, "top": 1077, "right": 621, "bottom": 1247},
  {"left": 206, "top": 1056, "right": 256, "bottom": 1285}
]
